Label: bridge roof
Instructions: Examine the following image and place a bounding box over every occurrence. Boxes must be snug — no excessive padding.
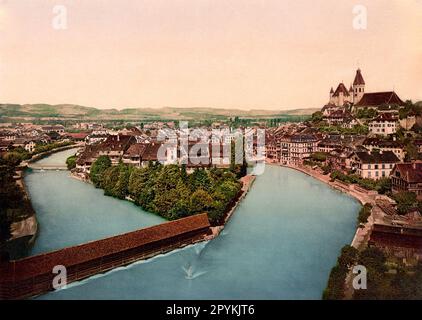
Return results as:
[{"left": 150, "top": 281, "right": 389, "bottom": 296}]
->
[{"left": 0, "top": 213, "right": 210, "bottom": 282}]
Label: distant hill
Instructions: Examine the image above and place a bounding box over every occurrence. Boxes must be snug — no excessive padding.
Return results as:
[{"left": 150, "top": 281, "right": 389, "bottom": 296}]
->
[{"left": 0, "top": 104, "right": 318, "bottom": 121}]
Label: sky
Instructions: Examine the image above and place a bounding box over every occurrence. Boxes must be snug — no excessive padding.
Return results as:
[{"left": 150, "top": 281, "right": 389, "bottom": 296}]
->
[{"left": 0, "top": 0, "right": 421, "bottom": 110}]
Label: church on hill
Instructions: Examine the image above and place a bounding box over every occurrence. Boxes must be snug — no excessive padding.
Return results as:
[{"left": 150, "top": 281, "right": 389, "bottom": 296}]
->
[{"left": 326, "top": 69, "right": 404, "bottom": 110}]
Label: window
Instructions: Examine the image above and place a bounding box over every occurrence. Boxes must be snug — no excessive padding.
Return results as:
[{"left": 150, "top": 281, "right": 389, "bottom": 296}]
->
[{"left": 376, "top": 171, "right": 379, "bottom": 177}]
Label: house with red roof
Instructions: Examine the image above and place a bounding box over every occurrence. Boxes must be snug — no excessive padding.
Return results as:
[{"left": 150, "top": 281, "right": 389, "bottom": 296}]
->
[{"left": 391, "top": 161, "right": 422, "bottom": 199}]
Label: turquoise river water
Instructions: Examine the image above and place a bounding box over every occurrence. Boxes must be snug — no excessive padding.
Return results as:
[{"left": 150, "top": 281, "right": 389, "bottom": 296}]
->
[{"left": 24, "top": 149, "right": 361, "bottom": 299}]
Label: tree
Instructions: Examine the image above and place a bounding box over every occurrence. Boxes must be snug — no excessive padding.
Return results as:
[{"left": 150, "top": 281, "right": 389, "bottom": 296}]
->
[
  {"left": 101, "top": 166, "right": 120, "bottom": 196},
  {"left": 358, "top": 247, "right": 386, "bottom": 273},
  {"left": 357, "top": 204, "right": 372, "bottom": 225},
  {"left": 66, "top": 155, "right": 77, "bottom": 170},
  {"left": 1, "top": 152, "right": 24, "bottom": 166},
  {"left": 376, "top": 178, "right": 391, "bottom": 194},
  {"left": 393, "top": 191, "right": 417, "bottom": 214},
  {"left": 181, "top": 163, "right": 188, "bottom": 182},
  {"left": 189, "top": 189, "right": 213, "bottom": 214},
  {"left": 90, "top": 156, "right": 111, "bottom": 187},
  {"left": 311, "top": 111, "right": 323, "bottom": 123},
  {"left": 112, "top": 163, "right": 130, "bottom": 199},
  {"left": 405, "top": 142, "right": 419, "bottom": 161},
  {"left": 338, "top": 245, "right": 358, "bottom": 268},
  {"left": 311, "top": 152, "right": 328, "bottom": 162}
]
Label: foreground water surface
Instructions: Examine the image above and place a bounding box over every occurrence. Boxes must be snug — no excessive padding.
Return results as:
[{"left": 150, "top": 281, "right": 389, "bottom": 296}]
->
[{"left": 25, "top": 150, "right": 360, "bottom": 299}]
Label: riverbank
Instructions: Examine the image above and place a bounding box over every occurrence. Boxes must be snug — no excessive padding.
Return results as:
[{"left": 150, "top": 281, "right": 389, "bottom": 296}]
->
[
  {"left": 7, "top": 144, "right": 83, "bottom": 256},
  {"left": 279, "top": 164, "right": 379, "bottom": 249},
  {"left": 207, "top": 174, "right": 256, "bottom": 239},
  {"left": 274, "top": 163, "right": 389, "bottom": 300}
]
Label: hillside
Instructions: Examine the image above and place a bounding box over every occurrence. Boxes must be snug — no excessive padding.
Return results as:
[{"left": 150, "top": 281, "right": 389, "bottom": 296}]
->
[{"left": 0, "top": 104, "right": 318, "bottom": 121}]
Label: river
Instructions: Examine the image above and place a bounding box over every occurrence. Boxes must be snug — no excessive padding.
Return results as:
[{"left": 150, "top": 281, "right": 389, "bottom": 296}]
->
[{"left": 24, "top": 149, "right": 361, "bottom": 299}]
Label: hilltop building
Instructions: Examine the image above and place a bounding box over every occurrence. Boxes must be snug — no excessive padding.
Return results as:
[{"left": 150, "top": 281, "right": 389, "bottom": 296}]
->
[
  {"left": 326, "top": 68, "right": 404, "bottom": 111},
  {"left": 328, "top": 69, "right": 365, "bottom": 107}
]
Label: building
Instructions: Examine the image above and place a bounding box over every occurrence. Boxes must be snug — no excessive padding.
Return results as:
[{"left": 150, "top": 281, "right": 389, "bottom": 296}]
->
[
  {"left": 86, "top": 133, "right": 108, "bottom": 145},
  {"left": 24, "top": 140, "right": 36, "bottom": 153},
  {"left": 326, "top": 68, "right": 404, "bottom": 112},
  {"left": 353, "top": 91, "right": 404, "bottom": 111},
  {"left": 328, "top": 69, "right": 365, "bottom": 107},
  {"left": 41, "top": 125, "right": 65, "bottom": 134},
  {"left": 122, "top": 142, "right": 176, "bottom": 167},
  {"left": 66, "top": 132, "right": 89, "bottom": 142},
  {"left": 369, "top": 224, "right": 422, "bottom": 264},
  {"left": 122, "top": 143, "right": 149, "bottom": 167},
  {"left": 391, "top": 162, "right": 422, "bottom": 199},
  {"left": 325, "top": 147, "right": 353, "bottom": 172},
  {"left": 97, "top": 135, "right": 136, "bottom": 165},
  {"left": 362, "top": 138, "right": 405, "bottom": 161},
  {"left": 368, "top": 113, "right": 399, "bottom": 136},
  {"left": 280, "top": 134, "right": 319, "bottom": 165},
  {"left": 349, "top": 150, "right": 400, "bottom": 180},
  {"left": 323, "top": 109, "right": 353, "bottom": 126},
  {"left": 328, "top": 83, "right": 354, "bottom": 107},
  {"left": 75, "top": 145, "right": 101, "bottom": 173},
  {"left": 265, "top": 137, "right": 280, "bottom": 163}
]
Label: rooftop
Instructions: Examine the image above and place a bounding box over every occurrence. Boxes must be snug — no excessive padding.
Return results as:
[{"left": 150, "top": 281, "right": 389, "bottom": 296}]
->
[
  {"left": 354, "top": 150, "right": 400, "bottom": 164},
  {"left": 355, "top": 91, "right": 404, "bottom": 107}
]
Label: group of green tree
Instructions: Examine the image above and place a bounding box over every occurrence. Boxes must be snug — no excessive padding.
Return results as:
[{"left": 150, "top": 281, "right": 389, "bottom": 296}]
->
[
  {"left": 318, "top": 124, "right": 369, "bottom": 135},
  {"left": 33, "top": 141, "right": 74, "bottom": 155},
  {"left": 0, "top": 160, "right": 35, "bottom": 243},
  {"left": 324, "top": 242, "right": 422, "bottom": 299},
  {"left": 399, "top": 100, "right": 422, "bottom": 120},
  {"left": 330, "top": 170, "right": 391, "bottom": 194},
  {"left": 90, "top": 156, "right": 243, "bottom": 224},
  {"left": 353, "top": 249, "right": 422, "bottom": 300},
  {"left": 323, "top": 245, "right": 359, "bottom": 300},
  {"left": 392, "top": 191, "right": 422, "bottom": 215},
  {"left": 355, "top": 107, "right": 378, "bottom": 119}
]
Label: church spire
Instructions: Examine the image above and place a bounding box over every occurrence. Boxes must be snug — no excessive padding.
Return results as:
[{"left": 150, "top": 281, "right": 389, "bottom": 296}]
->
[{"left": 353, "top": 68, "right": 365, "bottom": 86}]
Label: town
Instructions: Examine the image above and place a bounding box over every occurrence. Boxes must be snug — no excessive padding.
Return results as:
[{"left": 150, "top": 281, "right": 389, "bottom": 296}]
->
[{"left": 1, "top": 69, "right": 422, "bottom": 300}]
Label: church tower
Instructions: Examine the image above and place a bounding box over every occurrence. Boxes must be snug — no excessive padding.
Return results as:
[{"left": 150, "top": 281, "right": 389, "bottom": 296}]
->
[
  {"left": 352, "top": 68, "right": 365, "bottom": 104},
  {"left": 329, "top": 87, "right": 334, "bottom": 104}
]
